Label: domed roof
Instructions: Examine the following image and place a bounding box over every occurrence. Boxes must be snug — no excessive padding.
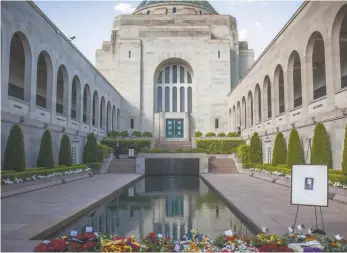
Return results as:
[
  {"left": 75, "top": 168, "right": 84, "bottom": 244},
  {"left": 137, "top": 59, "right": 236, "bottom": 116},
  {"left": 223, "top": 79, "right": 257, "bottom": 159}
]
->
[{"left": 134, "top": 0, "right": 218, "bottom": 14}]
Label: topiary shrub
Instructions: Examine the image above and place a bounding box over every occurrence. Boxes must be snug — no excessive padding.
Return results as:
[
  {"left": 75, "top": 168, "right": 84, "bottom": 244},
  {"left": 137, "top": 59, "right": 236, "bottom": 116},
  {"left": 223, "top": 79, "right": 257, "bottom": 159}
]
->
[
  {"left": 119, "top": 130, "right": 129, "bottom": 137},
  {"left": 286, "top": 128, "right": 304, "bottom": 169},
  {"left": 37, "top": 129, "right": 54, "bottom": 168},
  {"left": 3, "top": 124, "right": 26, "bottom": 172},
  {"left": 227, "top": 132, "right": 238, "bottom": 137},
  {"left": 205, "top": 132, "right": 216, "bottom": 137},
  {"left": 249, "top": 132, "right": 262, "bottom": 163},
  {"left": 271, "top": 132, "right": 287, "bottom": 166},
  {"left": 132, "top": 130, "right": 142, "bottom": 137},
  {"left": 195, "top": 131, "right": 203, "bottom": 137},
  {"left": 142, "top": 131, "right": 152, "bottom": 137},
  {"left": 237, "top": 144, "right": 250, "bottom": 164},
  {"left": 96, "top": 144, "right": 104, "bottom": 162},
  {"left": 311, "top": 122, "right": 332, "bottom": 168},
  {"left": 83, "top": 133, "right": 98, "bottom": 163},
  {"left": 58, "top": 134, "right": 72, "bottom": 166},
  {"left": 342, "top": 124, "right": 347, "bottom": 175},
  {"left": 217, "top": 132, "right": 226, "bottom": 137},
  {"left": 107, "top": 131, "right": 119, "bottom": 138}
]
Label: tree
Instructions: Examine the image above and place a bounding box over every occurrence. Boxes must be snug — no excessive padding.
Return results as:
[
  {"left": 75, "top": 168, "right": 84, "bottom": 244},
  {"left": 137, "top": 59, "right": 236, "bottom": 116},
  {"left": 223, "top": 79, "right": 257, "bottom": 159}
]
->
[
  {"left": 83, "top": 133, "right": 98, "bottom": 163},
  {"left": 249, "top": 132, "right": 262, "bottom": 163},
  {"left": 58, "top": 134, "right": 72, "bottom": 166},
  {"left": 37, "top": 129, "right": 54, "bottom": 168},
  {"left": 3, "top": 124, "right": 26, "bottom": 172},
  {"left": 271, "top": 132, "right": 287, "bottom": 166},
  {"left": 310, "top": 122, "right": 332, "bottom": 168},
  {"left": 342, "top": 124, "right": 347, "bottom": 175},
  {"left": 286, "top": 129, "right": 304, "bottom": 169}
]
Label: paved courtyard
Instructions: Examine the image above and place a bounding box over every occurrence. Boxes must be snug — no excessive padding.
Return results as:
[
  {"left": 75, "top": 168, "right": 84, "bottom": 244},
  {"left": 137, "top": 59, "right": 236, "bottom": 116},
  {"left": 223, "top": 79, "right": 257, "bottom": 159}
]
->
[
  {"left": 202, "top": 174, "right": 347, "bottom": 236},
  {"left": 1, "top": 174, "right": 142, "bottom": 252}
]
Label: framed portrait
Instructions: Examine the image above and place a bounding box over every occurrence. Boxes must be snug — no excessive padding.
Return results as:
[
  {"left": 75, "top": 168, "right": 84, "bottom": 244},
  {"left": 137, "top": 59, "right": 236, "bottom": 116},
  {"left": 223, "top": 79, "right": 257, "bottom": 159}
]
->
[{"left": 291, "top": 165, "right": 328, "bottom": 207}]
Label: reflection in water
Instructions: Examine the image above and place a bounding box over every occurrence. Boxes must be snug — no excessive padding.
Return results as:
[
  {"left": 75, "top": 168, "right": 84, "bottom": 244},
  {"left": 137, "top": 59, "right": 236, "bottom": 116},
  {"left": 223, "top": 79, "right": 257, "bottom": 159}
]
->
[{"left": 48, "top": 176, "right": 254, "bottom": 240}]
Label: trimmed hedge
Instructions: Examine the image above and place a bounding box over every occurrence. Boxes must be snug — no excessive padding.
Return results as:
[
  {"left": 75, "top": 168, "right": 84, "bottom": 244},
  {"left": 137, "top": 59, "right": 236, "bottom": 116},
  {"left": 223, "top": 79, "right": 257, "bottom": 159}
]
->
[
  {"left": 84, "top": 133, "right": 98, "bottom": 163},
  {"left": 107, "top": 131, "right": 119, "bottom": 138},
  {"left": 194, "top": 131, "right": 203, "bottom": 137},
  {"left": 132, "top": 131, "right": 142, "bottom": 137},
  {"left": 237, "top": 144, "right": 250, "bottom": 164},
  {"left": 342, "top": 124, "right": 347, "bottom": 175},
  {"left": 249, "top": 132, "right": 262, "bottom": 163},
  {"left": 286, "top": 129, "right": 304, "bottom": 169},
  {"left": 217, "top": 132, "right": 226, "bottom": 137},
  {"left": 101, "top": 139, "right": 151, "bottom": 154},
  {"left": 140, "top": 148, "right": 206, "bottom": 153},
  {"left": 3, "top": 124, "right": 26, "bottom": 172},
  {"left": 227, "top": 132, "right": 239, "bottom": 137},
  {"left": 205, "top": 132, "right": 216, "bottom": 137},
  {"left": 1, "top": 164, "right": 88, "bottom": 181},
  {"left": 311, "top": 123, "right": 332, "bottom": 168},
  {"left": 37, "top": 129, "right": 54, "bottom": 168},
  {"left": 196, "top": 140, "right": 244, "bottom": 154},
  {"left": 271, "top": 132, "right": 287, "bottom": 166},
  {"left": 58, "top": 134, "right": 72, "bottom": 166},
  {"left": 142, "top": 131, "right": 152, "bottom": 137},
  {"left": 119, "top": 131, "right": 129, "bottom": 137}
]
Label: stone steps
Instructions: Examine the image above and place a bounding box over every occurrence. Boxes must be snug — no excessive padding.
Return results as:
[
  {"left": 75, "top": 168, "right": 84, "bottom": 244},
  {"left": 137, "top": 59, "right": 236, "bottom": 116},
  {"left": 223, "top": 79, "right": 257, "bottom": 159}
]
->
[
  {"left": 208, "top": 158, "right": 238, "bottom": 173},
  {"left": 108, "top": 159, "right": 136, "bottom": 173}
]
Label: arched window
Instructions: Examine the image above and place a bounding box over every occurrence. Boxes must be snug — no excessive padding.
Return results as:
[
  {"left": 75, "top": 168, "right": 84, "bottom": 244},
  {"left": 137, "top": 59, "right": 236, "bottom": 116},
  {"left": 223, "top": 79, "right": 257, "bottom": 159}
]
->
[
  {"left": 100, "top": 97, "right": 106, "bottom": 130},
  {"left": 263, "top": 76, "right": 272, "bottom": 119},
  {"left": 56, "top": 65, "right": 68, "bottom": 116},
  {"left": 254, "top": 84, "right": 261, "bottom": 124},
  {"left": 242, "top": 97, "right": 247, "bottom": 129},
  {"left": 339, "top": 7, "right": 347, "bottom": 88},
  {"left": 173, "top": 7, "right": 176, "bottom": 14},
  {"left": 83, "top": 84, "right": 90, "bottom": 124},
  {"left": 165, "top": 87, "right": 170, "bottom": 112},
  {"left": 274, "top": 65, "right": 285, "bottom": 114},
  {"left": 180, "top": 87, "right": 185, "bottom": 112},
  {"left": 107, "top": 101, "right": 111, "bottom": 132},
  {"left": 157, "top": 87, "right": 162, "bottom": 112},
  {"left": 71, "top": 76, "right": 81, "bottom": 121},
  {"left": 200, "top": 10, "right": 202, "bottom": 15},
  {"left": 188, "top": 87, "right": 192, "bottom": 113},
  {"left": 147, "top": 10, "right": 150, "bottom": 15},
  {"left": 112, "top": 106, "right": 116, "bottom": 131},
  {"left": 117, "top": 108, "right": 120, "bottom": 130},
  {"left": 172, "top": 87, "right": 177, "bottom": 112},
  {"left": 247, "top": 91, "right": 253, "bottom": 126},
  {"left": 92, "top": 91, "right": 99, "bottom": 127},
  {"left": 288, "top": 51, "right": 302, "bottom": 108},
  {"left": 36, "top": 52, "right": 52, "bottom": 109},
  {"left": 236, "top": 101, "right": 241, "bottom": 130}
]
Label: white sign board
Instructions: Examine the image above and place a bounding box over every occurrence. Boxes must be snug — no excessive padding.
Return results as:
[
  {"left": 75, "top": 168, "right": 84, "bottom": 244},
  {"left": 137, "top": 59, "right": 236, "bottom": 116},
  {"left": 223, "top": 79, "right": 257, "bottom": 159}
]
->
[{"left": 291, "top": 165, "right": 328, "bottom": 207}]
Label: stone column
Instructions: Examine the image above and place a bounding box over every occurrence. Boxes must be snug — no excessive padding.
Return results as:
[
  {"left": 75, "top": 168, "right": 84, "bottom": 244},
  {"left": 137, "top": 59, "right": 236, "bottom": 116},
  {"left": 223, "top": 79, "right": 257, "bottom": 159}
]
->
[
  {"left": 301, "top": 55, "right": 309, "bottom": 116},
  {"left": 29, "top": 53, "right": 37, "bottom": 118},
  {"left": 50, "top": 67, "right": 57, "bottom": 123},
  {"left": 88, "top": 94, "right": 93, "bottom": 130},
  {"left": 77, "top": 86, "right": 83, "bottom": 124},
  {"left": 64, "top": 75, "right": 71, "bottom": 121},
  {"left": 1, "top": 32, "right": 10, "bottom": 113},
  {"left": 324, "top": 37, "right": 336, "bottom": 111}
]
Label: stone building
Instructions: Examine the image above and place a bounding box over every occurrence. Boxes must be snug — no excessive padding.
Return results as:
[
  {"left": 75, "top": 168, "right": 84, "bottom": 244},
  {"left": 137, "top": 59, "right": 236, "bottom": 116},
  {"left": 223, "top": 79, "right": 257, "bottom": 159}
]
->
[{"left": 227, "top": 1, "right": 347, "bottom": 169}]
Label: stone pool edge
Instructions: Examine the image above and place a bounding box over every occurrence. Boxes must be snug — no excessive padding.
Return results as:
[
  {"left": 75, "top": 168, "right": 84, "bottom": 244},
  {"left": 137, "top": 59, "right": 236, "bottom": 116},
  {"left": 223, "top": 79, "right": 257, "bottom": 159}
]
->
[
  {"left": 30, "top": 174, "right": 145, "bottom": 240},
  {"left": 200, "top": 174, "right": 262, "bottom": 235}
]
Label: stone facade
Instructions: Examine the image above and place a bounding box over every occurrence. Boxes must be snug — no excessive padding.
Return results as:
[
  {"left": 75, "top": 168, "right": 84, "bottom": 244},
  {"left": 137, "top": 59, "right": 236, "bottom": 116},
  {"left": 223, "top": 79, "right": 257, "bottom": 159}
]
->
[
  {"left": 1, "top": 1, "right": 122, "bottom": 167},
  {"left": 228, "top": 1, "right": 347, "bottom": 169}
]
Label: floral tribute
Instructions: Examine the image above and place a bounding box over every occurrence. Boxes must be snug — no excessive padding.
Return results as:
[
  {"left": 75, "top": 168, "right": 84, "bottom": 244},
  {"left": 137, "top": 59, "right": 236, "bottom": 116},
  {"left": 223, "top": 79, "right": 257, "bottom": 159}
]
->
[{"left": 33, "top": 229, "right": 347, "bottom": 252}]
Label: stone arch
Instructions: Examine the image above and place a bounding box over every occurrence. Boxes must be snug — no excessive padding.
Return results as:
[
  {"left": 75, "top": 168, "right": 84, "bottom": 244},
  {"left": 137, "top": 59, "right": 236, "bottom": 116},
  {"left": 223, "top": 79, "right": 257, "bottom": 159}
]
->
[
  {"left": 36, "top": 51, "right": 53, "bottom": 109},
  {"left": 242, "top": 96, "right": 247, "bottom": 129},
  {"left": 106, "top": 101, "right": 111, "bottom": 132},
  {"left": 71, "top": 75, "right": 81, "bottom": 121},
  {"left": 263, "top": 75, "right": 272, "bottom": 119},
  {"left": 332, "top": 4, "right": 347, "bottom": 90},
  {"left": 247, "top": 91, "right": 253, "bottom": 127},
  {"left": 8, "top": 31, "right": 32, "bottom": 102},
  {"left": 274, "top": 64, "right": 285, "bottom": 115},
  {"left": 83, "top": 84, "right": 91, "bottom": 124},
  {"left": 287, "top": 50, "right": 302, "bottom": 109},
  {"left": 56, "top": 64, "right": 69, "bottom": 116},
  {"left": 112, "top": 105, "right": 116, "bottom": 131},
  {"left": 100, "top": 96, "right": 106, "bottom": 130},
  {"left": 92, "top": 91, "right": 99, "bottom": 127},
  {"left": 306, "top": 31, "right": 327, "bottom": 100},
  {"left": 254, "top": 84, "right": 261, "bottom": 124}
]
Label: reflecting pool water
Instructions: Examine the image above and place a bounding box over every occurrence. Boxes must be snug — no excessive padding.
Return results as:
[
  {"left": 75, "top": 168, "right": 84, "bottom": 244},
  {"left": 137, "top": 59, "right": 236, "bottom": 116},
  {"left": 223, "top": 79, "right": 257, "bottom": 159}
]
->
[{"left": 48, "top": 176, "right": 255, "bottom": 240}]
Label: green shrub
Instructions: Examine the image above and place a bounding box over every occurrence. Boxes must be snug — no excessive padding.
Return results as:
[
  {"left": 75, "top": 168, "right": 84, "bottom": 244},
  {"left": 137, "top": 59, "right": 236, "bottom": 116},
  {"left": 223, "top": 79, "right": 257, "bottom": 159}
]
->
[
  {"left": 84, "top": 163, "right": 102, "bottom": 169},
  {"left": 237, "top": 144, "right": 250, "bottom": 164},
  {"left": 276, "top": 164, "right": 288, "bottom": 168},
  {"left": 58, "top": 134, "right": 72, "bottom": 166},
  {"left": 249, "top": 132, "right": 262, "bottom": 163},
  {"left": 107, "top": 131, "right": 119, "bottom": 138},
  {"left": 196, "top": 140, "right": 244, "bottom": 154},
  {"left": 1, "top": 164, "right": 88, "bottom": 182},
  {"left": 342, "top": 124, "right": 347, "bottom": 175},
  {"left": 3, "top": 124, "right": 26, "bottom": 172},
  {"left": 142, "top": 131, "right": 152, "bottom": 137},
  {"left": 96, "top": 145, "right": 104, "bottom": 162},
  {"left": 217, "top": 132, "right": 226, "bottom": 137},
  {"left": 37, "top": 129, "right": 54, "bottom": 168},
  {"left": 83, "top": 133, "right": 98, "bottom": 163},
  {"left": 132, "top": 130, "right": 142, "bottom": 137},
  {"left": 227, "top": 132, "right": 239, "bottom": 137},
  {"left": 271, "top": 132, "right": 287, "bottom": 166},
  {"left": 101, "top": 139, "right": 151, "bottom": 154},
  {"left": 311, "top": 123, "right": 332, "bottom": 168},
  {"left": 286, "top": 129, "right": 304, "bottom": 169},
  {"left": 329, "top": 169, "right": 344, "bottom": 175},
  {"left": 1, "top": 170, "right": 16, "bottom": 174},
  {"left": 243, "top": 163, "right": 256, "bottom": 169},
  {"left": 205, "top": 132, "right": 216, "bottom": 137},
  {"left": 195, "top": 131, "right": 203, "bottom": 137},
  {"left": 119, "top": 131, "right": 129, "bottom": 137}
]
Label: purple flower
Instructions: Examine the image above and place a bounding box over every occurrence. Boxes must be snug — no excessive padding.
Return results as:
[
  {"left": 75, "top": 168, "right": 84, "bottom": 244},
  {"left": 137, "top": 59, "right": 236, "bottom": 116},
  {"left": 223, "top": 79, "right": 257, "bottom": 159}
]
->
[{"left": 304, "top": 247, "right": 322, "bottom": 252}]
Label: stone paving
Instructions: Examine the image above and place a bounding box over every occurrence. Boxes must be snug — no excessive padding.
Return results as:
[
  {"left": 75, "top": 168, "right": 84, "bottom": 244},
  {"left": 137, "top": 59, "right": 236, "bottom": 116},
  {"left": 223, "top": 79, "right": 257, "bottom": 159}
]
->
[
  {"left": 202, "top": 174, "right": 347, "bottom": 236},
  {"left": 1, "top": 174, "right": 142, "bottom": 252}
]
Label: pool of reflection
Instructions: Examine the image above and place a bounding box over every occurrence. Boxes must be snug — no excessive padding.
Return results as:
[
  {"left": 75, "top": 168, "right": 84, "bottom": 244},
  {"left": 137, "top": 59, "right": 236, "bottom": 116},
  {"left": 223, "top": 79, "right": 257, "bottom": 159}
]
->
[{"left": 47, "top": 176, "right": 255, "bottom": 240}]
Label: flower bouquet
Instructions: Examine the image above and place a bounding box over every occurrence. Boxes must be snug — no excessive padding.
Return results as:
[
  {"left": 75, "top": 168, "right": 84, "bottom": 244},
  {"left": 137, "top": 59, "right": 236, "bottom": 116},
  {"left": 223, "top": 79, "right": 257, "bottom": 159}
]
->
[
  {"left": 315, "top": 234, "right": 347, "bottom": 252},
  {"left": 214, "top": 233, "right": 258, "bottom": 252},
  {"left": 258, "top": 244, "right": 294, "bottom": 252},
  {"left": 34, "top": 239, "right": 68, "bottom": 252},
  {"left": 140, "top": 232, "right": 174, "bottom": 252},
  {"left": 176, "top": 229, "right": 218, "bottom": 252},
  {"left": 68, "top": 232, "right": 99, "bottom": 252},
  {"left": 250, "top": 233, "right": 284, "bottom": 248},
  {"left": 101, "top": 235, "right": 141, "bottom": 252}
]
